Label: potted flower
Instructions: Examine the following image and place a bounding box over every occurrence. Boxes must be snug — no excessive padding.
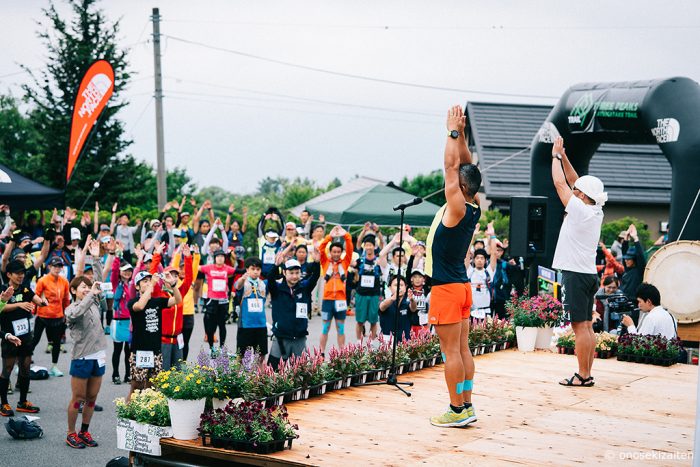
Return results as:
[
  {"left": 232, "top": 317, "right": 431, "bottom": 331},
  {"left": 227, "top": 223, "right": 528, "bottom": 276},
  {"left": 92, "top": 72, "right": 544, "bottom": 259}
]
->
[
  {"left": 199, "top": 401, "right": 298, "bottom": 454},
  {"left": 556, "top": 330, "right": 575, "bottom": 354},
  {"left": 531, "top": 294, "right": 563, "bottom": 349},
  {"left": 151, "top": 364, "right": 212, "bottom": 440},
  {"left": 115, "top": 388, "right": 173, "bottom": 456},
  {"left": 507, "top": 297, "right": 543, "bottom": 352},
  {"left": 327, "top": 346, "right": 354, "bottom": 388},
  {"left": 369, "top": 337, "right": 392, "bottom": 380},
  {"left": 198, "top": 347, "right": 254, "bottom": 411},
  {"left": 595, "top": 332, "right": 617, "bottom": 359}
]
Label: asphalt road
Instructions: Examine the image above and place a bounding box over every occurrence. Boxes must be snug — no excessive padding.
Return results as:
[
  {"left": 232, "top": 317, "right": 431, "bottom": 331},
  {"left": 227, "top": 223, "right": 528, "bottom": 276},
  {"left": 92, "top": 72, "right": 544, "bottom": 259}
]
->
[{"left": 0, "top": 308, "right": 363, "bottom": 467}]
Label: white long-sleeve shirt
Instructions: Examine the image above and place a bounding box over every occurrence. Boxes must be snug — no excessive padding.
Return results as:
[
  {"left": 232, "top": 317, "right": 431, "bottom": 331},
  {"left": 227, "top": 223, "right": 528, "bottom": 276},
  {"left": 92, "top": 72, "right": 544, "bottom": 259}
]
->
[{"left": 628, "top": 306, "right": 677, "bottom": 340}]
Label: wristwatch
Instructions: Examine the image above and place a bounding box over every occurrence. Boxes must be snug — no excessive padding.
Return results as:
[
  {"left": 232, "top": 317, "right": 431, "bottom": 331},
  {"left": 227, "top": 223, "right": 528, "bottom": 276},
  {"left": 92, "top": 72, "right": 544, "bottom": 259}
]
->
[
  {"left": 552, "top": 153, "right": 562, "bottom": 160},
  {"left": 448, "top": 130, "right": 460, "bottom": 139}
]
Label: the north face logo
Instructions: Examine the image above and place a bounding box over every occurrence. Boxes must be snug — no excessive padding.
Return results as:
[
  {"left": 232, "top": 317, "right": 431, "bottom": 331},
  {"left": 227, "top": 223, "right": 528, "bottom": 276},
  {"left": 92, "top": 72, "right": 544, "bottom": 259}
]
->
[{"left": 651, "top": 118, "right": 680, "bottom": 143}]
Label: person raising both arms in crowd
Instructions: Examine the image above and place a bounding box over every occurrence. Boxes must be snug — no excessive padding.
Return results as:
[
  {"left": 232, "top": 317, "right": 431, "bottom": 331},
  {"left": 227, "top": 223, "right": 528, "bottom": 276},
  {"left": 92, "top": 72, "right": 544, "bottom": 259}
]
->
[
  {"left": 200, "top": 249, "right": 236, "bottom": 351},
  {"left": 425, "top": 105, "right": 481, "bottom": 428},
  {"left": 353, "top": 234, "right": 383, "bottom": 341},
  {"left": 319, "top": 225, "right": 353, "bottom": 355},
  {"left": 64, "top": 277, "right": 107, "bottom": 449},
  {"left": 127, "top": 271, "right": 182, "bottom": 401},
  {"left": 550, "top": 136, "right": 607, "bottom": 388}
]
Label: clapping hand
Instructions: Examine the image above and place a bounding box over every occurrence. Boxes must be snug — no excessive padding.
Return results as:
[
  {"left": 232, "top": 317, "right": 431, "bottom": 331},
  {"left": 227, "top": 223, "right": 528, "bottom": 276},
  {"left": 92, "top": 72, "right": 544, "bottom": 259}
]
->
[
  {"left": 485, "top": 221, "right": 495, "bottom": 237},
  {"left": 628, "top": 224, "right": 638, "bottom": 241},
  {"left": 552, "top": 136, "right": 566, "bottom": 157}
]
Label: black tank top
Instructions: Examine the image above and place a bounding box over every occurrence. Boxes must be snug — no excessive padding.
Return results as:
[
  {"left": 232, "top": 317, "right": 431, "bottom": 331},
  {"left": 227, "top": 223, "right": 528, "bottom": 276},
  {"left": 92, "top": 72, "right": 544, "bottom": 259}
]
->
[{"left": 425, "top": 203, "right": 480, "bottom": 285}]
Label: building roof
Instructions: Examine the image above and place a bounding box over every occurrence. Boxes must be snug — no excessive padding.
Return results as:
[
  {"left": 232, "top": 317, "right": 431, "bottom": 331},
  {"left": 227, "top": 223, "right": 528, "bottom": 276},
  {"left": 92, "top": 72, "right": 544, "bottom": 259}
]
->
[{"left": 465, "top": 102, "right": 672, "bottom": 205}]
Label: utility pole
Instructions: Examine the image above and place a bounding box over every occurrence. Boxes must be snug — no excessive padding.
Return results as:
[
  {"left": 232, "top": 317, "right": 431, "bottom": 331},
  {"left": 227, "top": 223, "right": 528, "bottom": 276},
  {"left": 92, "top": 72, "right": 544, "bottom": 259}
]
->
[{"left": 151, "top": 7, "right": 167, "bottom": 209}]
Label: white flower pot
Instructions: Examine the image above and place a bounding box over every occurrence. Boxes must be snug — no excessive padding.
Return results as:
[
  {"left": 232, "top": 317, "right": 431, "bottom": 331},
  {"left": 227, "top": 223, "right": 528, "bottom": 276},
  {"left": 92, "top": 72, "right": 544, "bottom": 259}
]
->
[
  {"left": 167, "top": 398, "right": 206, "bottom": 440},
  {"left": 535, "top": 326, "right": 554, "bottom": 349},
  {"left": 515, "top": 326, "right": 538, "bottom": 352}
]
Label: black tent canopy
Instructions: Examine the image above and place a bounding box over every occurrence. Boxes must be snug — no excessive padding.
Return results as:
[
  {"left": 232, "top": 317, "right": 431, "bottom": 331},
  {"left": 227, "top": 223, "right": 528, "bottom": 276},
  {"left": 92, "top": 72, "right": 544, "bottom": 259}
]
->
[{"left": 0, "top": 164, "right": 64, "bottom": 210}]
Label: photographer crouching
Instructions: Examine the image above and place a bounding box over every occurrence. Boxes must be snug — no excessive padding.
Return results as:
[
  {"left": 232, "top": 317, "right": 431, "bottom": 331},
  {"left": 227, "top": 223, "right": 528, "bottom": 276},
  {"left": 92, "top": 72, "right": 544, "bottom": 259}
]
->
[{"left": 620, "top": 283, "right": 677, "bottom": 340}]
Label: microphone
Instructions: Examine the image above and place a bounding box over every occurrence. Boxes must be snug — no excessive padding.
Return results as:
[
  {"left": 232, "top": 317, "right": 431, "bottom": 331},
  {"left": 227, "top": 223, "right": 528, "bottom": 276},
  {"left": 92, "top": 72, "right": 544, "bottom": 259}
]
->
[{"left": 393, "top": 197, "right": 423, "bottom": 211}]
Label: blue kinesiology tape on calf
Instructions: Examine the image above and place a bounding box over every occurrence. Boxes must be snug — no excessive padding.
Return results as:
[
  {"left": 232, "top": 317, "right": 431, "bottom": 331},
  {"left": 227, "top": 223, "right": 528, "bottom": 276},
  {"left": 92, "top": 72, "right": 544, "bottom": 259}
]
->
[
  {"left": 456, "top": 381, "right": 464, "bottom": 394},
  {"left": 322, "top": 322, "right": 331, "bottom": 334},
  {"left": 441, "top": 352, "right": 446, "bottom": 363},
  {"left": 337, "top": 323, "right": 345, "bottom": 336},
  {"left": 462, "top": 379, "right": 473, "bottom": 391}
]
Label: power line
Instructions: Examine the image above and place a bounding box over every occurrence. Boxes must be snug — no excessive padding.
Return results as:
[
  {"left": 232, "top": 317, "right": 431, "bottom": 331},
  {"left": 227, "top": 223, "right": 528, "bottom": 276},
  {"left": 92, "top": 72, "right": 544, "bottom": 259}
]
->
[
  {"left": 126, "top": 97, "right": 154, "bottom": 136},
  {"left": 161, "top": 19, "right": 700, "bottom": 31},
  {"left": 163, "top": 34, "right": 559, "bottom": 99},
  {"left": 422, "top": 145, "right": 531, "bottom": 201},
  {"left": 165, "top": 88, "right": 440, "bottom": 117},
  {"left": 166, "top": 95, "right": 435, "bottom": 125}
]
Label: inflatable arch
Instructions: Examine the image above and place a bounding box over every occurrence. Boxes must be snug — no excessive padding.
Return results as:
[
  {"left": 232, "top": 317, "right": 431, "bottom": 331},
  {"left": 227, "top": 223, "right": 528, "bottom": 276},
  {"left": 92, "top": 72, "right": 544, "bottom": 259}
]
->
[{"left": 529, "top": 77, "right": 700, "bottom": 266}]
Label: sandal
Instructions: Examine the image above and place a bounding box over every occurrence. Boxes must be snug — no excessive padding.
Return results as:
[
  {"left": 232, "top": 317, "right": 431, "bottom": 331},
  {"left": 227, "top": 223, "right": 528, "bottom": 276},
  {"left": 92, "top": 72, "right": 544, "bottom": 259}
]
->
[{"left": 559, "top": 373, "right": 594, "bottom": 387}]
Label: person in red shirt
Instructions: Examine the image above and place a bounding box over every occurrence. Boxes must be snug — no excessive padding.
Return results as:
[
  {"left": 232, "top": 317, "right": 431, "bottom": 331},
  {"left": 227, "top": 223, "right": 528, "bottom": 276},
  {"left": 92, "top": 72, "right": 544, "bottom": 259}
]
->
[
  {"left": 32, "top": 257, "right": 71, "bottom": 377},
  {"left": 160, "top": 246, "right": 193, "bottom": 370},
  {"left": 199, "top": 250, "right": 236, "bottom": 350}
]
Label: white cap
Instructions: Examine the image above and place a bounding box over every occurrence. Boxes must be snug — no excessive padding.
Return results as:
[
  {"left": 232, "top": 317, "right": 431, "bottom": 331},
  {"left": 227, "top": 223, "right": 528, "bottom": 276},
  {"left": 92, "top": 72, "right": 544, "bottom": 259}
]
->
[
  {"left": 284, "top": 259, "right": 301, "bottom": 270},
  {"left": 143, "top": 253, "right": 153, "bottom": 262},
  {"left": 70, "top": 228, "right": 81, "bottom": 241},
  {"left": 120, "top": 263, "right": 134, "bottom": 271},
  {"left": 574, "top": 175, "right": 608, "bottom": 206},
  {"left": 266, "top": 231, "right": 279, "bottom": 239},
  {"left": 134, "top": 271, "right": 151, "bottom": 284}
]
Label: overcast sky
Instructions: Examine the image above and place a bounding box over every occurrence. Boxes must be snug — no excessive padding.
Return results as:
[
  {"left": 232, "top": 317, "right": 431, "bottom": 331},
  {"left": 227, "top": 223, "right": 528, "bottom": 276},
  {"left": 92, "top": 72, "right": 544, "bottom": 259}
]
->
[{"left": 1, "top": 0, "right": 698, "bottom": 193}]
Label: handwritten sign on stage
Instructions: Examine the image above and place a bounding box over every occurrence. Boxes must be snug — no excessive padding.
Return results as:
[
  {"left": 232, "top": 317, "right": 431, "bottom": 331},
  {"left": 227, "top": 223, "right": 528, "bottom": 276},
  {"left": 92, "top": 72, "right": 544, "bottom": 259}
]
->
[{"left": 116, "top": 418, "right": 173, "bottom": 456}]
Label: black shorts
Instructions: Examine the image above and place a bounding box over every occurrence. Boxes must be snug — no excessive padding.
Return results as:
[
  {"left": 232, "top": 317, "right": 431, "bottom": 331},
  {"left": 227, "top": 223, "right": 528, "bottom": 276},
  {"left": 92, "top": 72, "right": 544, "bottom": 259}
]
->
[
  {"left": 182, "top": 314, "right": 195, "bottom": 330},
  {"left": 236, "top": 327, "right": 268, "bottom": 355},
  {"left": 561, "top": 271, "right": 598, "bottom": 323},
  {"left": 1, "top": 337, "right": 34, "bottom": 358}
]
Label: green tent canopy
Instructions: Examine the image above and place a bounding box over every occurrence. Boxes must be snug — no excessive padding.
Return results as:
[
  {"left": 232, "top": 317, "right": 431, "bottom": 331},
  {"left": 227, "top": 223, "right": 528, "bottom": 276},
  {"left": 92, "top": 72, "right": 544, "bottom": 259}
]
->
[{"left": 305, "top": 184, "right": 441, "bottom": 227}]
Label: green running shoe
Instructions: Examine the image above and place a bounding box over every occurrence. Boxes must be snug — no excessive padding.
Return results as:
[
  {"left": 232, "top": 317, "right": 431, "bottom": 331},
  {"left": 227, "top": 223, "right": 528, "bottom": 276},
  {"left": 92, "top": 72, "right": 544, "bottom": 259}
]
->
[{"left": 430, "top": 406, "right": 475, "bottom": 428}]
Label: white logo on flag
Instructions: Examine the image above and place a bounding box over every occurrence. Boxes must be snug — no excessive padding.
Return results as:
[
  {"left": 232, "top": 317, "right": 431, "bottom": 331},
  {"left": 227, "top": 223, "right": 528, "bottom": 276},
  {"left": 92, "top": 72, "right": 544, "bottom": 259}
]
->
[{"left": 78, "top": 73, "right": 112, "bottom": 118}]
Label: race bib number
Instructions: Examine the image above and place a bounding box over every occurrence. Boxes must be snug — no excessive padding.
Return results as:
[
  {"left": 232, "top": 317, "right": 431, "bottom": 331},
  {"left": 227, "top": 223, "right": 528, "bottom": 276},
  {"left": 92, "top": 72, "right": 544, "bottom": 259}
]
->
[
  {"left": 248, "top": 298, "right": 264, "bottom": 313},
  {"left": 177, "top": 334, "right": 185, "bottom": 350},
  {"left": 98, "top": 357, "right": 106, "bottom": 368},
  {"left": 263, "top": 250, "right": 276, "bottom": 264},
  {"left": 212, "top": 279, "right": 227, "bottom": 292},
  {"left": 415, "top": 296, "right": 427, "bottom": 309},
  {"left": 335, "top": 300, "right": 347, "bottom": 312},
  {"left": 360, "top": 275, "right": 375, "bottom": 288},
  {"left": 135, "top": 351, "right": 155, "bottom": 369},
  {"left": 400, "top": 308, "right": 407, "bottom": 316},
  {"left": 12, "top": 318, "right": 29, "bottom": 337},
  {"left": 419, "top": 312, "right": 429, "bottom": 326},
  {"left": 100, "top": 282, "right": 113, "bottom": 292},
  {"left": 296, "top": 302, "right": 308, "bottom": 319}
]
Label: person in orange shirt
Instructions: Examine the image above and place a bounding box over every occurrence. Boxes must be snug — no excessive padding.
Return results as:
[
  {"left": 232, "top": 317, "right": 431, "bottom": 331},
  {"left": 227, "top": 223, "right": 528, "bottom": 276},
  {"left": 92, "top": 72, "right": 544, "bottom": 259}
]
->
[
  {"left": 32, "top": 257, "right": 71, "bottom": 377},
  {"left": 319, "top": 225, "right": 353, "bottom": 355}
]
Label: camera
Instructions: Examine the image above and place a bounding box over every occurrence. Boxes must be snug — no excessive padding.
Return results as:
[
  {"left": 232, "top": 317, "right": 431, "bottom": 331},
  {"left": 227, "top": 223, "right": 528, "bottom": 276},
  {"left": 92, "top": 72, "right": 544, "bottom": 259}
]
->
[{"left": 607, "top": 293, "right": 638, "bottom": 334}]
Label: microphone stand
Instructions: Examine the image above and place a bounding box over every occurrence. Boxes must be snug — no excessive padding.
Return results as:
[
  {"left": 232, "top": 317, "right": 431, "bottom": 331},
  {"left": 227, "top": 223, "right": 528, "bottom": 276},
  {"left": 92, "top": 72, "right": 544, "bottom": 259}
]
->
[{"left": 359, "top": 200, "right": 421, "bottom": 397}]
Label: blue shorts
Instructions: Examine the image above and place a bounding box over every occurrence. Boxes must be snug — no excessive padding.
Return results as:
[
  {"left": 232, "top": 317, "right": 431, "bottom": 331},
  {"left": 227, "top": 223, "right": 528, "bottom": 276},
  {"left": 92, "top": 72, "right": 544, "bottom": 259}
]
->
[
  {"left": 70, "top": 359, "right": 106, "bottom": 379},
  {"left": 321, "top": 300, "right": 347, "bottom": 322}
]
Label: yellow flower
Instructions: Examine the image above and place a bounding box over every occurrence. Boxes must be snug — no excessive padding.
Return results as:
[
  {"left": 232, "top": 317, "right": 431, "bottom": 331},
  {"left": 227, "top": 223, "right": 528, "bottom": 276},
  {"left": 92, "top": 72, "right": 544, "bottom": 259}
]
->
[
  {"left": 196, "top": 379, "right": 202, "bottom": 384},
  {"left": 162, "top": 383, "right": 170, "bottom": 389},
  {"left": 174, "top": 386, "right": 180, "bottom": 392},
  {"left": 214, "top": 388, "right": 219, "bottom": 394},
  {"left": 193, "top": 369, "right": 199, "bottom": 374},
  {"left": 150, "top": 411, "right": 155, "bottom": 416}
]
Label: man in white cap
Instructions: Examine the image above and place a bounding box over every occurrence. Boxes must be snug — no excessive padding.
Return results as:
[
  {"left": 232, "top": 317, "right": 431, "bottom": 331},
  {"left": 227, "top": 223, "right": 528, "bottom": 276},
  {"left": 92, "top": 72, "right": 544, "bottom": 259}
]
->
[{"left": 551, "top": 136, "right": 607, "bottom": 388}]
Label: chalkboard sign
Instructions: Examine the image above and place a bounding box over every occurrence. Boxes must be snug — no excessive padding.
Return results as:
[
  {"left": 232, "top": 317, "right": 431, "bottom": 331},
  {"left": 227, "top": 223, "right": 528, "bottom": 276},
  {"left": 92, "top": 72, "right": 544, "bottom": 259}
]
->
[{"left": 116, "top": 418, "right": 173, "bottom": 456}]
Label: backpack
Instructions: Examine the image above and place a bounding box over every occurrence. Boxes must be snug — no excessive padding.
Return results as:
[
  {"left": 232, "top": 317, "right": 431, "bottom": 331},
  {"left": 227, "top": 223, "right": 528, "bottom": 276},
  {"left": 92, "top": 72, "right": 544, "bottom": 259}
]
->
[{"left": 5, "top": 416, "right": 43, "bottom": 440}]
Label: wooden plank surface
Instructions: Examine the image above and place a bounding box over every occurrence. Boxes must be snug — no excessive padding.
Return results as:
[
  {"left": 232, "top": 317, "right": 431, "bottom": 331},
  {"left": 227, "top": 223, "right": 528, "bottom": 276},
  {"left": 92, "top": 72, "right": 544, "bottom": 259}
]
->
[{"left": 162, "top": 350, "right": 697, "bottom": 466}]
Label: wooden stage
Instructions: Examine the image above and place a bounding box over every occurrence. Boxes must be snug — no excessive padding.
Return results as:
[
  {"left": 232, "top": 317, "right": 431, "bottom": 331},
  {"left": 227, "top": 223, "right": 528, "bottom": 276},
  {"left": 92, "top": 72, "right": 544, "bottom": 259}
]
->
[{"left": 156, "top": 350, "right": 697, "bottom": 466}]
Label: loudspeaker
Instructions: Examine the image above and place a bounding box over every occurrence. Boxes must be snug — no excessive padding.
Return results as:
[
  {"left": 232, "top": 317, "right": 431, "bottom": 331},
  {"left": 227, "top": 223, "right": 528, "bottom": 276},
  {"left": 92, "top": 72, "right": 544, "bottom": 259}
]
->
[{"left": 508, "top": 196, "right": 548, "bottom": 258}]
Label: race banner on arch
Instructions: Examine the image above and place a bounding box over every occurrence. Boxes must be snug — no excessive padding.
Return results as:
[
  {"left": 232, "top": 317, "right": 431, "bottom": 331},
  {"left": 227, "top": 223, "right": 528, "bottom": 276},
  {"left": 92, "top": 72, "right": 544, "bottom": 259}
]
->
[{"left": 66, "top": 59, "right": 114, "bottom": 183}]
